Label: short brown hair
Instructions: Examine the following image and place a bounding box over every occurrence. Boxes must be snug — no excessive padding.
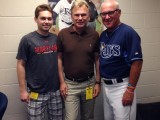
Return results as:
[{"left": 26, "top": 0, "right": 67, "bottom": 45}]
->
[{"left": 35, "top": 4, "right": 53, "bottom": 18}]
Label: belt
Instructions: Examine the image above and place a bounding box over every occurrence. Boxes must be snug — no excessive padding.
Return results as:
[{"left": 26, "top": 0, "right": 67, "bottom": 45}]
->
[
  {"left": 103, "top": 77, "right": 128, "bottom": 85},
  {"left": 66, "top": 73, "right": 94, "bottom": 83}
]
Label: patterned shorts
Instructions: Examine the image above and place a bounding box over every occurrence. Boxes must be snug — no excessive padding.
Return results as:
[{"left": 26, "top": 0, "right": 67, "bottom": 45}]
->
[{"left": 27, "top": 90, "right": 63, "bottom": 120}]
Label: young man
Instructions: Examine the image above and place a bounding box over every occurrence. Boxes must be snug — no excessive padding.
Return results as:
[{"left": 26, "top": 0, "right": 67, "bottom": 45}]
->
[
  {"left": 16, "top": 4, "right": 62, "bottom": 120},
  {"left": 57, "top": 0, "right": 101, "bottom": 120},
  {"left": 99, "top": 0, "right": 143, "bottom": 120}
]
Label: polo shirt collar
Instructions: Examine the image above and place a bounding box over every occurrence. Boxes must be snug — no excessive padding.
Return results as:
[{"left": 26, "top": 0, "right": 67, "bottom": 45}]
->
[{"left": 69, "top": 24, "right": 89, "bottom": 35}]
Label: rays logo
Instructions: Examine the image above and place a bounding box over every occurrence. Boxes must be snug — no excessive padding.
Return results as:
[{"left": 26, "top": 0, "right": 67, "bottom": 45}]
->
[{"left": 100, "top": 42, "right": 120, "bottom": 58}]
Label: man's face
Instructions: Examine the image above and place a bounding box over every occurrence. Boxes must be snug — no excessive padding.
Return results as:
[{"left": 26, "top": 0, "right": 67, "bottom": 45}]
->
[
  {"left": 100, "top": 3, "right": 120, "bottom": 30},
  {"left": 71, "top": 5, "right": 90, "bottom": 30},
  {"left": 35, "top": 11, "right": 53, "bottom": 33}
]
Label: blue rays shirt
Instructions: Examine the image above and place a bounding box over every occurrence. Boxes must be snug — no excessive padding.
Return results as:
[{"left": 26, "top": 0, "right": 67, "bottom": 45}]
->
[{"left": 99, "top": 23, "right": 143, "bottom": 79}]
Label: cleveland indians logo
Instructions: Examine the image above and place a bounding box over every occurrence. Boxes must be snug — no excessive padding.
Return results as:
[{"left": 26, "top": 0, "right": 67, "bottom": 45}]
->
[{"left": 100, "top": 42, "right": 120, "bottom": 58}]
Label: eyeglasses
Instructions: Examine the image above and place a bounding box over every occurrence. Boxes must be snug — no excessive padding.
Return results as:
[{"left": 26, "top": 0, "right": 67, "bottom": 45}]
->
[{"left": 100, "top": 9, "right": 119, "bottom": 17}]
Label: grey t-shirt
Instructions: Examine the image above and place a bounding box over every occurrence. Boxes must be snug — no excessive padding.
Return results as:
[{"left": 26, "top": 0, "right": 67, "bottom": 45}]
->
[{"left": 16, "top": 31, "right": 60, "bottom": 93}]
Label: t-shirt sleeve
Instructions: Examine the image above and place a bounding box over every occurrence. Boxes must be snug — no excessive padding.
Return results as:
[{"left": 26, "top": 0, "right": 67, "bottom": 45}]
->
[{"left": 16, "top": 36, "right": 29, "bottom": 62}]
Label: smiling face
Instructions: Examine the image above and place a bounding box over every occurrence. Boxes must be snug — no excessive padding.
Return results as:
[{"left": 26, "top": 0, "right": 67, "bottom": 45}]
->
[
  {"left": 35, "top": 10, "right": 53, "bottom": 35},
  {"left": 71, "top": 4, "right": 90, "bottom": 32},
  {"left": 100, "top": 1, "right": 121, "bottom": 31}
]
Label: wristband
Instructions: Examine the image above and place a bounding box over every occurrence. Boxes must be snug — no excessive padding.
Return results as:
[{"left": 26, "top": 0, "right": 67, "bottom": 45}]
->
[
  {"left": 128, "top": 83, "right": 135, "bottom": 87},
  {"left": 128, "top": 83, "right": 135, "bottom": 89}
]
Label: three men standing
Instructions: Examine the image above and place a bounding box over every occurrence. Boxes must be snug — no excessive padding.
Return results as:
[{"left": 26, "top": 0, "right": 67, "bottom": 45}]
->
[{"left": 16, "top": 0, "right": 143, "bottom": 120}]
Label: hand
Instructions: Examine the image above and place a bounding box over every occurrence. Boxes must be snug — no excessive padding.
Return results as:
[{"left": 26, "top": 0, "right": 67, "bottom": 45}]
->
[
  {"left": 20, "top": 90, "right": 29, "bottom": 103},
  {"left": 60, "top": 82, "right": 68, "bottom": 99},
  {"left": 122, "top": 89, "right": 134, "bottom": 106},
  {"left": 93, "top": 84, "right": 101, "bottom": 98}
]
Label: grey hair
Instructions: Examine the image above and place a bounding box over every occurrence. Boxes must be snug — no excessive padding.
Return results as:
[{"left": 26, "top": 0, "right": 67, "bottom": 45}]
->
[
  {"left": 101, "top": 0, "right": 120, "bottom": 10},
  {"left": 71, "top": 0, "right": 89, "bottom": 13}
]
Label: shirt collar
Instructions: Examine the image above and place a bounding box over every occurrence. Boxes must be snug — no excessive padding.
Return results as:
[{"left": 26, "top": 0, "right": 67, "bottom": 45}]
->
[{"left": 69, "top": 24, "right": 89, "bottom": 35}]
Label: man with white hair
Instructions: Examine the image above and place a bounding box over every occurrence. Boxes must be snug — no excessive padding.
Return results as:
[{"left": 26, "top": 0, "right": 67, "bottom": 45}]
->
[{"left": 99, "top": 0, "right": 143, "bottom": 120}]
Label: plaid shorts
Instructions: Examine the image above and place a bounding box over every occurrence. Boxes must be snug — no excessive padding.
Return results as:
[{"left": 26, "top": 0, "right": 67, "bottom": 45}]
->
[{"left": 27, "top": 90, "right": 63, "bottom": 120}]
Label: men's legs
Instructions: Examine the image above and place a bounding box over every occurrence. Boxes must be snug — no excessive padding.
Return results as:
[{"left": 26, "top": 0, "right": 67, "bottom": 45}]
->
[
  {"left": 113, "top": 91, "right": 136, "bottom": 120},
  {"left": 129, "top": 94, "right": 136, "bottom": 120},
  {"left": 80, "top": 93, "right": 95, "bottom": 120},
  {"left": 27, "top": 93, "right": 47, "bottom": 120},
  {"left": 103, "top": 80, "right": 136, "bottom": 120},
  {"left": 102, "top": 81, "right": 114, "bottom": 120},
  {"left": 47, "top": 90, "right": 63, "bottom": 120},
  {"left": 64, "top": 80, "right": 80, "bottom": 120},
  {"left": 80, "top": 76, "right": 95, "bottom": 120}
]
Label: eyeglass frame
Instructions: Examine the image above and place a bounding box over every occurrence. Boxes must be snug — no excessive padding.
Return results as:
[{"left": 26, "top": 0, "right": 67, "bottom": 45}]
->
[{"left": 100, "top": 9, "right": 120, "bottom": 18}]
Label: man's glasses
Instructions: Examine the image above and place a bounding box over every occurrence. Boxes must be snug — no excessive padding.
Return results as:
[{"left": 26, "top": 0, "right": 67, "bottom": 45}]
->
[{"left": 100, "top": 9, "right": 119, "bottom": 17}]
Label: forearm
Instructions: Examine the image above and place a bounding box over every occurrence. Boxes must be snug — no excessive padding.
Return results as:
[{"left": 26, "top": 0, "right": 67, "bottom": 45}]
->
[
  {"left": 58, "top": 53, "right": 68, "bottom": 98},
  {"left": 17, "top": 60, "right": 27, "bottom": 92},
  {"left": 95, "top": 54, "right": 101, "bottom": 82},
  {"left": 128, "top": 60, "right": 143, "bottom": 88},
  {"left": 58, "top": 53, "right": 65, "bottom": 84},
  {"left": 122, "top": 60, "right": 142, "bottom": 106},
  {"left": 93, "top": 54, "right": 101, "bottom": 97}
]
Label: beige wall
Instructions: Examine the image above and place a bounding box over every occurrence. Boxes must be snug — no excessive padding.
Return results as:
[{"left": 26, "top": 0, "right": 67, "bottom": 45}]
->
[
  {"left": 0, "top": 0, "right": 47, "bottom": 120},
  {"left": 117, "top": 0, "right": 160, "bottom": 103},
  {"left": 0, "top": 0, "right": 160, "bottom": 120}
]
